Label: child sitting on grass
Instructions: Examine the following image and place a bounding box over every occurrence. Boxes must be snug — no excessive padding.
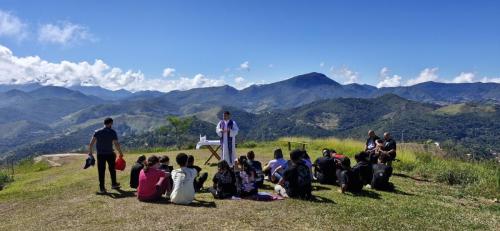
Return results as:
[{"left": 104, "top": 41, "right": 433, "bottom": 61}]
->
[
  {"left": 158, "top": 155, "right": 173, "bottom": 173},
  {"left": 137, "top": 155, "right": 171, "bottom": 202},
  {"left": 187, "top": 155, "right": 208, "bottom": 192},
  {"left": 371, "top": 154, "right": 394, "bottom": 191},
  {"left": 235, "top": 156, "right": 258, "bottom": 198},
  {"left": 170, "top": 153, "right": 197, "bottom": 205},
  {"left": 274, "top": 149, "right": 312, "bottom": 199},
  {"left": 336, "top": 156, "right": 363, "bottom": 194},
  {"left": 130, "top": 155, "right": 146, "bottom": 189},
  {"left": 209, "top": 160, "right": 237, "bottom": 199},
  {"left": 246, "top": 151, "right": 264, "bottom": 187}
]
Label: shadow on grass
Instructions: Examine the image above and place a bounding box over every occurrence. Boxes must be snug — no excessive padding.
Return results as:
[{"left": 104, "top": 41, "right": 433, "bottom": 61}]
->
[
  {"left": 96, "top": 188, "right": 136, "bottom": 199},
  {"left": 140, "top": 198, "right": 217, "bottom": 208},
  {"left": 391, "top": 188, "right": 415, "bottom": 196},
  {"left": 312, "top": 185, "right": 332, "bottom": 191},
  {"left": 352, "top": 189, "right": 382, "bottom": 199},
  {"left": 393, "top": 173, "right": 431, "bottom": 182},
  {"left": 309, "top": 195, "right": 336, "bottom": 204}
]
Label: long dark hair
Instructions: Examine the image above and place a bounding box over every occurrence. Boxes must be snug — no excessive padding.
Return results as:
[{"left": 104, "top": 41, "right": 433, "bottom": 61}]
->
[{"left": 144, "top": 155, "right": 159, "bottom": 173}]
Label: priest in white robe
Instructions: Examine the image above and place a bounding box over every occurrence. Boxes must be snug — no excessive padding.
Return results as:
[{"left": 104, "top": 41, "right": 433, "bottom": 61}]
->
[{"left": 216, "top": 111, "right": 239, "bottom": 167}]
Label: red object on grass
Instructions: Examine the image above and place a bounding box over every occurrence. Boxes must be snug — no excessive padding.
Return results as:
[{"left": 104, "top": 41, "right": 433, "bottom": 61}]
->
[{"left": 115, "top": 156, "right": 126, "bottom": 171}]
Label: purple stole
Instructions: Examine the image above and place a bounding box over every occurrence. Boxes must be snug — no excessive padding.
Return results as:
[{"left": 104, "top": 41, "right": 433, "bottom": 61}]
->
[{"left": 220, "top": 120, "right": 234, "bottom": 164}]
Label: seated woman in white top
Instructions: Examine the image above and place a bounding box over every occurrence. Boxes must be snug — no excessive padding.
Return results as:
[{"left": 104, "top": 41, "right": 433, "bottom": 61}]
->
[{"left": 170, "top": 153, "right": 198, "bottom": 205}]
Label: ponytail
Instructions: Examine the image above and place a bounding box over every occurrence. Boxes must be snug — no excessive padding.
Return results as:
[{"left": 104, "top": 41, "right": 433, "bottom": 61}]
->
[{"left": 144, "top": 155, "right": 160, "bottom": 173}]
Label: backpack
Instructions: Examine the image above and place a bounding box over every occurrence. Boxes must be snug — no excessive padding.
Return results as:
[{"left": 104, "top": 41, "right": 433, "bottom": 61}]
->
[{"left": 295, "top": 163, "right": 312, "bottom": 198}]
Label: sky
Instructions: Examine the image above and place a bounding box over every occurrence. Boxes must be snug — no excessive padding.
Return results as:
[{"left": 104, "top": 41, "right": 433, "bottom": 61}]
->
[{"left": 0, "top": 0, "right": 499, "bottom": 92}]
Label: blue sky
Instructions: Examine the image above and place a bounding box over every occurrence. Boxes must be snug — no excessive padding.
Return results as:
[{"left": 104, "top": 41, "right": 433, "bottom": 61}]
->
[{"left": 0, "top": 0, "right": 499, "bottom": 91}]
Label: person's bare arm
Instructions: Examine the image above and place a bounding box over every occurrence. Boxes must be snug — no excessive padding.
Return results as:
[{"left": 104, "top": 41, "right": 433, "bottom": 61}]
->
[
  {"left": 272, "top": 165, "right": 283, "bottom": 175},
  {"left": 113, "top": 140, "right": 124, "bottom": 157},
  {"left": 88, "top": 137, "right": 96, "bottom": 155},
  {"left": 278, "top": 177, "right": 285, "bottom": 186}
]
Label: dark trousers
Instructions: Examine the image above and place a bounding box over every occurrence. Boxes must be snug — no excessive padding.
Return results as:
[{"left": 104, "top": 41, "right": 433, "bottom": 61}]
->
[
  {"left": 194, "top": 172, "right": 209, "bottom": 192},
  {"left": 97, "top": 154, "right": 117, "bottom": 188}
]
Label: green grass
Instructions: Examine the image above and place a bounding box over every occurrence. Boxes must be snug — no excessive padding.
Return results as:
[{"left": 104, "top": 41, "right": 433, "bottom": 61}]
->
[{"left": 0, "top": 137, "right": 499, "bottom": 230}]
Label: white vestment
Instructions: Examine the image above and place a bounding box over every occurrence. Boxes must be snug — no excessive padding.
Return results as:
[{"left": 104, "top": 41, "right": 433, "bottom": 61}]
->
[{"left": 216, "top": 120, "right": 239, "bottom": 166}]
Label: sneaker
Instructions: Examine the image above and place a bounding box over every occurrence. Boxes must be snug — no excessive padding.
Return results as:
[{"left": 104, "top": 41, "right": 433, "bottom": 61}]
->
[{"left": 111, "top": 183, "right": 121, "bottom": 190}]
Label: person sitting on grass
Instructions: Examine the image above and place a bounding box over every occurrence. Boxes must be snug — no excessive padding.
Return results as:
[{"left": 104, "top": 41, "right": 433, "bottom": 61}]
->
[
  {"left": 158, "top": 155, "right": 173, "bottom": 173},
  {"left": 210, "top": 160, "right": 237, "bottom": 199},
  {"left": 313, "top": 149, "right": 337, "bottom": 185},
  {"left": 382, "top": 132, "right": 397, "bottom": 166},
  {"left": 263, "top": 148, "right": 288, "bottom": 183},
  {"left": 170, "top": 153, "right": 198, "bottom": 205},
  {"left": 371, "top": 154, "right": 394, "bottom": 191},
  {"left": 274, "top": 149, "right": 312, "bottom": 200},
  {"left": 137, "top": 155, "right": 171, "bottom": 202},
  {"left": 365, "top": 130, "right": 380, "bottom": 152},
  {"left": 336, "top": 156, "right": 362, "bottom": 194},
  {"left": 369, "top": 139, "right": 385, "bottom": 164},
  {"left": 235, "top": 156, "right": 258, "bottom": 198},
  {"left": 187, "top": 155, "right": 208, "bottom": 192},
  {"left": 352, "top": 151, "right": 373, "bottom": 186},
  {"left": 246, "top": 151, "right": 264, "bottom": 188},
  {"left": 130, "top": 155, "right": 146, "bottom": 189}
]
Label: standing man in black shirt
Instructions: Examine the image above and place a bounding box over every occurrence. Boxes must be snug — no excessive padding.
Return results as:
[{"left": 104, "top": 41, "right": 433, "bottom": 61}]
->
[{"left": 88, "top": 117, "right": 124, "bottom": 193}]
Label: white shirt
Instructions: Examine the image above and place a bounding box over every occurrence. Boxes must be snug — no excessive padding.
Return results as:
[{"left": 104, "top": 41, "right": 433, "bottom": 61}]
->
[{"left": 170, "top": 167, "right": 197, "bottom": 205}]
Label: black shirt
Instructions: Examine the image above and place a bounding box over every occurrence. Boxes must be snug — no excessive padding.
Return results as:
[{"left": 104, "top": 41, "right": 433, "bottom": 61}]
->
[
  {"left": 352, "top": 161, "right": 373, "bottom": 185},
  {"left": 129, "top": 162, "right": 144, "bottom": 189},
  {"left": 383, "top": 139, "right": 397, "bottom": 152},
  {"left": 337, "top": 169, "right": 363, "bottom": 192},
  {"left": 314, "top": 157, "right": 336, "bottom": 184},
  {"left": 93, "top": 127, "right": 118, "bottom": 155},
  {"left": 213, "top": 170, "right": 236, "bottom": 198},
  {"left": 159, "top": 164, "right": 173, "bottom": 173},
  {"left": 283, "top": 162, "right": 312, "bottom": 199},
  {"left": 371, "top": 163, "right": 393, "bottom": 189}
]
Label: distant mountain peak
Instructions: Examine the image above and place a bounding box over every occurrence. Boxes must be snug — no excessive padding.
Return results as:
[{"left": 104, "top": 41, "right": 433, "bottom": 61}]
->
[{"left": 279, "top": 72, "right": 341, "bottom": 87}]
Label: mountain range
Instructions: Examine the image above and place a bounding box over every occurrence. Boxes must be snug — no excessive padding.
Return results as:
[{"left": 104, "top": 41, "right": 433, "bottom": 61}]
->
[{"left": 0, "top": 72, "right": 499, "bottom": 161}]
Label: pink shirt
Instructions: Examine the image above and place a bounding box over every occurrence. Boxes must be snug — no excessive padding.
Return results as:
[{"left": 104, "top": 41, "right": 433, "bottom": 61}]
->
[{"left": 137, "top": 168, "right": 166, "bottom": 199}]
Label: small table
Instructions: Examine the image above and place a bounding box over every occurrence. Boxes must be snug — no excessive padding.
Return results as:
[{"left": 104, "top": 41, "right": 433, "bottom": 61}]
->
[{"left": 196, "top": 140, "right": 222, "bottom": 165}]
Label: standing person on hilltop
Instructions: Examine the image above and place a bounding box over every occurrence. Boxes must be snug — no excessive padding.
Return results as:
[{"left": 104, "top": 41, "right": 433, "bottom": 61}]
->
[
  {"left": 88, "top": 117, "right": 124, "bottom": 194},
  {"left": 216, "top": 111, "right": 239, "bottom": 167}
]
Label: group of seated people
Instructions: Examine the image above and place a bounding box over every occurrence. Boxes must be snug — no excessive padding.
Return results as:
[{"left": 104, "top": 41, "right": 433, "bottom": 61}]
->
[
  {"left": 129, "top": 153, "right": 208, "bottom": 204},
  {"left": 314, "top": 130, "right": 397, "bottom": 193},
  {"left": 127, "top": 130, "right": 397, "bottom": 203}
]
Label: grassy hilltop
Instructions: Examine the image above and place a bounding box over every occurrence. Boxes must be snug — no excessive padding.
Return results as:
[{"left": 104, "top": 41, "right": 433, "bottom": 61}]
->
[{"left": 0, "top": 137, "right": 498, "bottom": 230}]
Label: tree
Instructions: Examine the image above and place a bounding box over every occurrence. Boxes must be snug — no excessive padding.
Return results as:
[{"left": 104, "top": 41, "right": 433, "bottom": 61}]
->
[{"left": 167, "top": 116, "right": 193, "bottom": 150}]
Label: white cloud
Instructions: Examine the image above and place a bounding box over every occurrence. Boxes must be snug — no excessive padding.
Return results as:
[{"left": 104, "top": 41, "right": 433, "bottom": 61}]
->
[
  {"left": 233, "top": 76, "right": 253, "bottom": 89},
  {"left": 239, "top": 61, "right": 250, "bottom": 71},
  {"left": 38, "top": 21, "right": 94, "bottom": 45},
  {"left": 331, "top": 66, "right": 359, "bottom": 84},
  {"left": 319, "top": 62, "right": 325, "bottom": 67},
  {"left": 480, "top": 77, "right": 500, "bottom": 83},
  {"left": 162, "top": 67, "right": 175, "bottom": 77},
  {"left": 452, "top": 72, "right": 475, "bottom": 83},
  {"left": 0, "top": 44, "right": 224, "bottom": 92},
  {"left": 376, "top": 67, "right": 402, "bottom": 88},
  {"left": 0, "top": 10, "right": 28, "bottom": 40},
  {"left": 406, "top": 67, "right": 439, "bottom": 86},
  {"left": 379, "top": 67, "right": 390, "bottom": 77},
  {"left": 377, "top": 75, "right": 402, "bottom": 88}
]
